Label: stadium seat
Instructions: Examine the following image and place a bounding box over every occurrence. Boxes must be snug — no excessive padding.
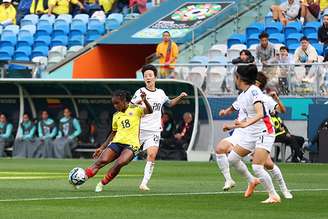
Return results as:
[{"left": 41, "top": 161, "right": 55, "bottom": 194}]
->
[
  {"left": 265, "top": 22, "right": 283, "bottom": 34},
  {"left": 206, "top": 66, "right": 226, "bottom": 93},
  {"left": 189, "top": 56, "right": 208, "bottom": 64},
  {"left": 208, "top": 44, "right": 227, "bottom": 58},
  {"left": 48, "top": 46, "right": 67, "bottom": 64},
  {"left": 34, "top": 35, "right": 51, "bottom": 47},
  {"left": 53, "top": 20, "right": 70, "bottom": 37},
  {"left": 70, "top": 19, "right": 87, "bottom": 36},
  {"left": 0, "top": 26, "right": 3, "bottom": 35},
  {"left": 15, "top": 46, "right": 32, "bottom": 56},
  {"left": 246, "top": 33, "right": 260, "bottom": 48},
  {"left": 68, "top": 35, "right": 85, "bottom": 47},
  {"left": 88, "top": 19, "right": 105, "bottom": 35},
  {"left": 287, "top": 43, "right": 299, "bottom": 54},
  {"left": 227, "top": 33, "right": 246, "bottom": 48},
  {"left": 40, "top": 14, "right": 56, "bottom": 25},
  {"left": 105, "top": 13, "right": 123, "bottom": 30},
  {"left": 73, "top": 14, "right": 89, "bottom": 24},
  {"left": 13, "top": 51, "right": 30, "bottom": 61},
  {"left": 32, "top": 46, "right": 49, "bottom": 58},
  {"left": 0, "top": 32, "right": 17, "bottom": 47},
  {"left": 303, "top": 21, "right": 321, "bottom": 37},
  {"left": 269, "top": 33, "right": 285, "bottom": 44},
  {"left": 36, "top": 23, "right": 53, "bottom": 38},
  {"left": 208, "top": 56, "right": 227, "bottom": 64},
  {"left": 265, "top": 12, "right": 273, "bottom": 25},
  {"left": 51, "top": 35, "right": 68, "bottom": 47},
  {"left": 86, "top": 31, "right": 101, "bottom": 43},
  {"left": 20, "top": 14, "right": 39, "bottom": 26},
  {"left": 245, "top": 22, "right": 264, "bottom": 38},
  {"left": 307, "top": 33, "right": 318, "bottom": 44},
  {"left": 57, "top": 14, "right": 72, "bottom": 24},
  {"left": 187, "top": 67, "right": 206, "bottom": 88},
  {"left": 284, "top": 21, "right": 302, "bottom": 38},
  {"left": 227, "top": 44, "right": 247, "bottom": 61},
  {"left": 67, "top": 45, "right": 83, "bottom": 56},
  {"left": 17, "top": 30, "right": 34, "bottom": 47},
  {"left": 4, "top": 25, "right": 19, "bottom": 35},
  {"left": 286, "top": 33, "right": 303, "bottom": 45},
  {"left": 20, "top": 25, "right": 37, "bottom": 35},
  {"left": 312, "top": 43, "right": 323, "bottom": 55},
  {"left": 0, "top": 51, "right": 12, "bottom": 60}
]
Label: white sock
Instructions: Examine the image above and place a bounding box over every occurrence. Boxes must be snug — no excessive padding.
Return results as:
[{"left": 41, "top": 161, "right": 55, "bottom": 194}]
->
[
  {"left": 216, "top": 154, "right": 233, "bottom": 182},
  {"left": 252, "top": 164, "right": 277, "bottom": 196},
  {"left": 141, "top": 161, "right": 154, "bottom": 186},
  {"left": 268, "top": 164, "right": 288, "bottom": 192},
  {"left": 228, "top": 151, "right": 255, "bottom": 183}
]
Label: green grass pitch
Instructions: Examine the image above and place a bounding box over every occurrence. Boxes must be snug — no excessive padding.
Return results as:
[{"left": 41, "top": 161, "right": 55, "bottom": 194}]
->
[{"left": 0, "top": 159, "right": 327, "bottom": 219}]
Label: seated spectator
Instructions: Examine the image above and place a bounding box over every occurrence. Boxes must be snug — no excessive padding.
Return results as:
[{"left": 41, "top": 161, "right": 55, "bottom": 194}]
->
[
  {"left": 13, "top": 113, "right": 40, "bottom": 158},
  {"left": 16, "top": 0, "right": 32, "bottom": 24},
  {"left": 30, "top": 0, "right": 48, "bottom": 16},
  {"left": 271, "top": 0, "right": 300, "bottom": 25},
  {"left": 0, "top": 113, "right": 13, "bottom": 157},
  {"left": 276, "top": 46, "right": 294, "bottom": 75},
  {"left": 53, "top": 107, "right": 81, "bottom": 158},
  {"left": 318, "top": 14, "right": 328, "bottom": 56},
  {"left": 232, "top": 49, "right": 255, "bottom": 64},
  {"left": 130, "top": 0, "right": 147, "bottom": 14},
  {"left": 271, "top": 113, "right": 306, "bottom": 162},
  {"left": 174, "top": 112, "right": 193, "bottom": 150},
  {"left": 300, "top": 0, "right": 320, "bottom": 24},
  {"left": 256, "top": 32, "right": 276, "bottom": 65},
  {"left": 48, "top": 0, "right": 84, "bottom": 16},
  {"left": 0, "top": 0, "right": 16, "bottom": 26},
  {"left": 112, "top": 0, "right": 129, "bottom": 14},
  {"left": 320, "top": 0, "right": 328, "bottom": 13},
  {"left": 38, "top": 110, "right": 57, "bottom": 158},
  {"left": 294, "top": 36, "right": 318, "bottom": 63},
  {"left": 99, "top": 0, "right": 116, "bottom": 14},
  {"left": 159, "top": 112, "right": 175, "bottom": 149}
]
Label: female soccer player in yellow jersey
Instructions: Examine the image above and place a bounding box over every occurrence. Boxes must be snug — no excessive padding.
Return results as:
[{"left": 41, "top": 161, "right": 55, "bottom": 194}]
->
[{"left": 84, "top": 90, "right": 153, "bottom": 192}]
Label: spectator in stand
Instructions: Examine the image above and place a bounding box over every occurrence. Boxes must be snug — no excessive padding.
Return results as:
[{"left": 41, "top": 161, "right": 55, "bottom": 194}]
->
[
  {"left": 99, "top": 0, "right": 116, "bottom": 15},
  {"left": 48, "top": 0, "right": 84, "bottom": 16},
  {"left": 255, "top": 32, "right": 276, "bottom": 65},
  {"left": 276, "top": 46, "right": 294, "bottom": 73},
  {"left": 300, "top": 0, "right": 320, "bottom": 24},
  {"left": 0, "top": 113, "right": 13, "bottom": 157},
  {"left": 294, "top": 36, "right": 318, "bottom": 63},
  {"left": 38, "top": 110, "right": 57, "bottom": 158},
  {"left": 318, "top": 14, "right": 328, "bottom": 56},
  {"left": 16, "top": 0, "right": 32, "bottom": 24},
  {"left": 0, "top": 0, "right": 16, "bottom": 26},
  {"left": 112, "top": 0, "right": 129, "bottom": 14},
  {"left": 161, "top": 112, "right": 175, "bottom": 141},
  {"left": 270, "top": 0, "right": 300, "bottom": 25},
  {"left": 232, "top": 49, "right": 255, "bottom": 64},
  {"left": 174, "top": 112, "right": 193, "bottom": 150},
  {"left": 130, "top": 0, "right": 147, "bottom": 14},
  {"left": 320, "top": 0, "right": 328, "bottom": 12},
  {"left": 30, "top": 0, "right": 48, "bottom": 16},
  {"left": 156, "top": 31, "right": 179, "bottom": 78}
]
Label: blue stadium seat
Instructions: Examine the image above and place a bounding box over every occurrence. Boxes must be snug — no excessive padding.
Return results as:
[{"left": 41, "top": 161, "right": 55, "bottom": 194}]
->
[
  {"left": 32, "top": 46, "right": 49, "bottom": 58},
  {"left": 312, "top": 43, "right": 323, "bottom": 55},
  {"left": 307, "top": 33, "right": 318, "bottom": 44},
  {"left": 227, "top": 33, "right": 246, "bottom": 48},
  {"left": 13, "top": 51, "right": 30, "bottom": 60},
  {"left": 265, "top": 22, "right": 283, "bottom": 34},
  {"left": 73, "top": 14, "right": 89, "bottom": 24},
  {"left": 20, "top": 14, "right": 39, "bottom": 26},
  {"left": 34, "top": 35, "right": 51, "bottom": 47},
  {"left": 245, "top": 22, "right": 264, "bottom": 38},
  {"left": 303, "top": 21, "right": 321, "bottom": 37},
  {"left": 208, "top": 56, "right": 227, "bottom": 64},
  {"left": 53, "top": 20, "right": 70, "bottom": 37},
  {"left": 287, "top": 43, "right": 299, "bottom": 54},
  {"left": 36, "top": 23, "right": 53, "bottom": 38},
  {"left": 15, "top": 46, "right": 32, "bottom": 56},
  {"left": 68, "top": 35, "right": 85, "bottom": 47},
  {"left": 17, "top": 30, "right": 34, "bottom": 47},
  {"left": 269, "top": 33, "right": 285, "bottom": 44},
  {"left": 86, "top": 31, "right": 101, "bottom": 43},
  {"left": 265, "top": 12, "right": 273, "bottom": 25},
  {"left": 0, "top": 25, "right": 3, "bottom": 35},
  {"left": 286, "top": 33, "right": 303, "bottom": 45},
  {"left": 57, "top": 14, "right": 72, "bottom": 24},
  {"left": 284, "top": 21, "right": 302, "bottom": 38},
  {"left": 0, "top": 51, "right": 12, "bottom": 61},
  {"left": 0, "top": 32, "right": 17, "bottom": 47},
  {"left": 51, "top": 35, "right": 68, "bottom": 47},
  {"left": 246, "top": 33, "right": 260, "bottom": 48},
  {"left": 88, "top": 19, "right": 105, "bottom": 35},
  {"left": 40, "top": 14, "right": 56, "bottom": 25},
  {"left": 70, "top": 20, "right": 87, "bottom": 36},
  {"left": 105, "top": 13, "right": 123, "bottom": 31},
  {"left": 4, "top": 25, "right": 19, "bottom": 35},
  {"left": 189, "top": 56, "right": 209, "bottom": 64},
  {"left": 20, "top": 25, "right": 37, "bottom": 35}
]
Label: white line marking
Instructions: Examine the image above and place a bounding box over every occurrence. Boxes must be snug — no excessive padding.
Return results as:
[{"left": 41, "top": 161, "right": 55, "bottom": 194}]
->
[{"left": 0, "top": 188, "right": 327, "bottom": 203}]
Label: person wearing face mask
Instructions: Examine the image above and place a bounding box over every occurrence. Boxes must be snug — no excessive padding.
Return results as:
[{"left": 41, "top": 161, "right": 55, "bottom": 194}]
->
[{"left": 0, "top": 113, "right": 13, "bottom": 157}]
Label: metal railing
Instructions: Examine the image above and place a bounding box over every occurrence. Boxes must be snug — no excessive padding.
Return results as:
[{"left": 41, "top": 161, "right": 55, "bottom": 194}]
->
[
  {"left": 0, "top": 61, "right": 41, "bottom": 78},
  {"left": 151, "top": 62, "right": 328, "bottom": 97}
]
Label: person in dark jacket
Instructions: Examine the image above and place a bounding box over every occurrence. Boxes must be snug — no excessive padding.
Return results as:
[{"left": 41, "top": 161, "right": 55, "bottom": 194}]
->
[
  {"left": 318, "top": 14, "right": 328, "bottom": 56},
  {"left": 174, "top": 112, "right": 193, "bottom": 150},
  {"left": 232, "top": 49, "right": 255, "bottom": 64}
]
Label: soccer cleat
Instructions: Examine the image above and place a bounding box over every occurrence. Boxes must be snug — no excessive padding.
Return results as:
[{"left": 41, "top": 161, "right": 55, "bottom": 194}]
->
[
  {"left": 282, "top": 190, "right": 293, "bottom": 199},
  {"left": 261, "top": 194, "right": 281, "bottom": 204},
  {"left": 223, "top": 180, "right": 236, "bottom": 191},
  {"left": 95, "top": 182, "right": 104, "bottom": 193},
  {"left": 244, "top": 178, "right": 261, "bottom": 198},
  {"left": 139, "top": 184, "right": 150, "bottom": 191}
]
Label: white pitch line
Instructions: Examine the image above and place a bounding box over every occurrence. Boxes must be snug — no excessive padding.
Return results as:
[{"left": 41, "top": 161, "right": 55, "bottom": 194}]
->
[{"left": 0, "top": 188, "right": 328, "bottom": 203}]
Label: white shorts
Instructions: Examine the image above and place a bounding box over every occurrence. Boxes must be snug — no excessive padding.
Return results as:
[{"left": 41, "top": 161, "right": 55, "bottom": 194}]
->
[
  {"left": 235, "top": 132, "right": 275, "bottom": 153},
  {"left": 225, "top": 128, "right": 242, "bottom": 146},
  {"left": 140, "top": 130, "right": 161, "bottom": 151}
]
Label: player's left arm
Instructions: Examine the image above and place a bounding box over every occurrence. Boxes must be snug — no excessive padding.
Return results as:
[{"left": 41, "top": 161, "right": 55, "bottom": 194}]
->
[
  {"left": 167, "top": 92, "right": 188, "bottom": 107},
  {"left": 270, "top": 91, "right": 286, "bottom": 113},
  {"left": 235, "top": 102, "right": 264, "bottom": 128}
]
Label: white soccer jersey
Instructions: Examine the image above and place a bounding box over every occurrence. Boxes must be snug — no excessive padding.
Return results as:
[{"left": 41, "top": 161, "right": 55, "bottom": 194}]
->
[
  {"left": 234, "top": 85, "right": 274, "bottom": 135},
  {"left": 263, "top": 95, "right": 278, "bottom": 114},
  {"left": 131, "top": 87, "right": 169, "bottom": 131}
]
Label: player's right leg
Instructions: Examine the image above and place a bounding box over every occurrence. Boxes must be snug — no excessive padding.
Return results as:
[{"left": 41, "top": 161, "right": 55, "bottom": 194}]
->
[
  {"left": 264, "top": 157, "right": 293, "bottom": 199},
  {"left": 215, "top": 138, "right": 235, "bottom": 191}
]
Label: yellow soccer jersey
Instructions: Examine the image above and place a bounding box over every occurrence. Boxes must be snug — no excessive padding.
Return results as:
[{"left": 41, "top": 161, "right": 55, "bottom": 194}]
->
[{"left": 111, "top": 104, "right": 144, "bottom": 150}]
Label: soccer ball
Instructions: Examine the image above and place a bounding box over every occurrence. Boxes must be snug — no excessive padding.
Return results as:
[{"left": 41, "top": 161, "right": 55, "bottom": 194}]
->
[{"left": 68, "top": 167, "right": 87, "bottom": 186}]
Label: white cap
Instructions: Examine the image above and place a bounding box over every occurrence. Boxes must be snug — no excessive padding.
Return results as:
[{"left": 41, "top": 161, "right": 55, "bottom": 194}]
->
[{"left": 3, "top": 0, "right": 12, "bottom": 3}]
